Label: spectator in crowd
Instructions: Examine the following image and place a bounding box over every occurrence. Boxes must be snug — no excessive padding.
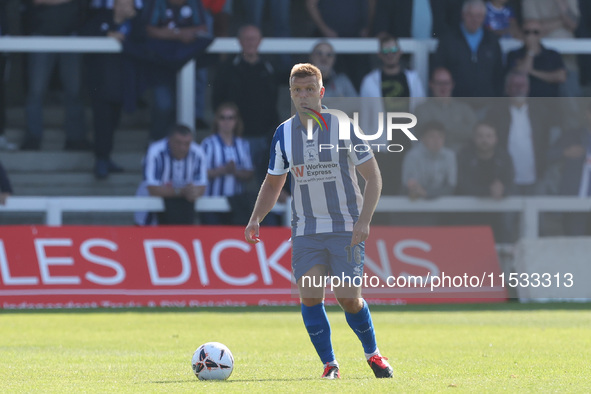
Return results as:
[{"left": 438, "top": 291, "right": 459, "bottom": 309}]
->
[
  {"left": 135, "top": 124, "right": 207, "bottom": 225},
  {"left": 200, "top": 102, "right": 254, "bottom": 225},
  {"left": 434, "top": 0, "right": 504, "bottom": 98},
  {"left": 373, "top": 0, "right": 464, "bottom": 39},
  {"left": 401, "top": 121, "right": 457, "bottom": 200},
  {"left": 522, "top": 0, "right": 580, "bottom": 98},
  {"left": 22, "top": 0, "right": 90, "bottom": 151},
  {"left": 201, "top": 0, "right": 230, "bottom": 37},
  {"left": 360, "top": 34, "right": 425, "bottom": 195},
  {"left": 212, "top": 25, "right": 278, "bottom": 186},
  {"left": 414, "top": 67, "right": 478, "bottom": 152},
  {"left": 549, "top": 100, "right": 591, "bottom": 235},
  {"left": 484, "top": 0, "right": 521, "bottom": 38},
  {"left": 0, "top": 1, "right": 16, "bottom": 151},
  {"left": 309, "top": 41, "right": 357, "bottom": 98},
  {"left": 576, "top": 0, "right": 591, "bottom": 91},
  {"left": 456, "top": 122, "right": 514, "bottom": 242},
  {"left": 81, "top": 0, "right": 141, "bottom": 179},
  {"left": 0, "top": 159, "right": 12, "bottom": 205},
  {"left": 242, "top": 0, "right": 290, "bottom": 39},
  {"left": 506, "top": 18, "right": 567, "bottom": 97},
  {"left": 144, "top": 0, "right": 210, "bottom": 140},
  {"left": 486, "top": 70, "right": 553, "bottom": 196},
  {"left": 306, "top": 0, "right": 371, "bottom": 89}
]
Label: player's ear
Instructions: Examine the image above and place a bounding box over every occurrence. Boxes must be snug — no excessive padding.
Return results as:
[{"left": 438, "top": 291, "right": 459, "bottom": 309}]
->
[{"left": 320, "top": 86, "right": 325, "bottom": 98}]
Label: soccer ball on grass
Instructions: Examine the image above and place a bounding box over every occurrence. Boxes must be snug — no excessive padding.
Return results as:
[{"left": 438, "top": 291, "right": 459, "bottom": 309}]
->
[{"left": 191, "top": 342, "right": 234, "bottom": 380}]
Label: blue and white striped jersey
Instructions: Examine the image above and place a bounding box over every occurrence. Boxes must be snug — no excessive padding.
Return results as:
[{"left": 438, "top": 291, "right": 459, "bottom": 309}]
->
[
  {"left": 268, "top": 113, "right": 373, "bottom": 236},
  {"left": 201, "top": 134, "right": 253, "bottom": 197},
  {"left": 142, "top": 138, "right": 208, "bottom": 188}
]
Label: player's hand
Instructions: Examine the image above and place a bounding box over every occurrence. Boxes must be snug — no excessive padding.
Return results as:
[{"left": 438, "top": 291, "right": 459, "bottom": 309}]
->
[
  {"left": 351, "top": 219, "right": 370, "bottom": 246},
  {"left": 245, "top": 221, "right": 261, "bottom": 244}
]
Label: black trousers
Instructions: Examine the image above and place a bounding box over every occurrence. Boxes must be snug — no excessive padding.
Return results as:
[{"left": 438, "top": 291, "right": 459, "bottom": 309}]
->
[
  {"left": 91, "top": 98, "right": 121, "bottom": 159},
  {"left": 158, "top": 198, "right": 195, "bottom": 225}
]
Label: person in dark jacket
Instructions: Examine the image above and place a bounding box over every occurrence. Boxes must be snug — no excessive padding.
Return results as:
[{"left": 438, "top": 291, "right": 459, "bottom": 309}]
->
[
  {"left": 433, "top": 0, "right": 504, "bottom": 98},
  {"left": 0, "top": 160, "right": 12, "bottom": 205},
  {"left": 81, "top": 0, "right": 141, "bottom": 178},
  {"left": 549, "top": 101, "right": 591, "bottom": 235},
  {"left": 456, "top": 122, "right": 514, "bottom": 242}
]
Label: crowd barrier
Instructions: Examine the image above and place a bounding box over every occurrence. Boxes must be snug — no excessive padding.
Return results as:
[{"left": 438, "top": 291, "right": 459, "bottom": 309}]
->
[
  {"left": 2, "top": 196, "right": 591, "bottom": 240},
  {"left": 2, "top": 36, "right": 591, "bottom": 128}
]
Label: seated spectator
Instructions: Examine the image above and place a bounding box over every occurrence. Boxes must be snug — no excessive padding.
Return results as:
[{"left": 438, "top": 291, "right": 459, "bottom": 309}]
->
[
  {"left": 485, "top": 70, "right": 553, "bottom": 196},
  {"left": 414, "top": 67, "right": 478, "bottom": 152},
  {"left": 306, "top": 0, "right": 371, "bottom": 89},
  {"left": 456, "top": 122, "right": 514, "bottom": 242},
  {"left": 22, "top": 0, "right": 91, "bottom": 151},
  {"left": 144, "top": 0, "right": 210, "bottom": 140},
  {"left": 373, "top": 0, "right": 463, "bottom": 39},
  {"left": 433, "top": 0, "right": 504, "bottom": 98},
  {"left": 456, "top": 122, "right": 514, "bottom": 198},
  {"left": 0, "top": 159, "right": 12, "bottom": 205},
  {"left": 309, "top": 41, "right": 357, "bottom": 97},
  {"left": 401, "top": 121, "right": 457, "bottom": 200},
  {"left": 135, "top": 124, "right": 207, "bottom": 225},
  {"left": 200, "top": 103, "right": 254, "bottom": 225},
  {"left": 549, "top": 100, "right": 591, "bottom": 235},
  {"left": 484, "top": 0, "right": 521, "bottom": 38},
  {"left": 506, "top": 19, "right": 567, "bottom": 97},
  {"left": 212, "top": 25, "right": 278, "bottom": 187},
  {"left": 80, "top": 0, "right": 141, "bottom": 179}
]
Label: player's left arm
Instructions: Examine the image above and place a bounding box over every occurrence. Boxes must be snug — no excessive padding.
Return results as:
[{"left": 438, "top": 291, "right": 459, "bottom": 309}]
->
[{"left": 352, "top": 157, "right": 382, "bottom": 246}]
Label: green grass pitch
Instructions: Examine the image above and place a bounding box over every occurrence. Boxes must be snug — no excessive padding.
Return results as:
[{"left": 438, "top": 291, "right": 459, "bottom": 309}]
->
[{"left": 1, "top": 303, "right": 590, "bottom": 392}]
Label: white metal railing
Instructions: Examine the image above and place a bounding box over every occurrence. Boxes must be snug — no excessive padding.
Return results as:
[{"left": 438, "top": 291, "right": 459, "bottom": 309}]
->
[
  {"left": 2, "top": 196, "right": 591, "bottom": 240},
  {"left": 3, "top": 36, "right": 591, "bottom": 128}
]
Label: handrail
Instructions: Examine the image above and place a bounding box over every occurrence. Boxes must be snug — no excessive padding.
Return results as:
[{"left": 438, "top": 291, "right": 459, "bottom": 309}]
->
[{"left": 2, "top": 196, "right": 590, "bottom": 240}]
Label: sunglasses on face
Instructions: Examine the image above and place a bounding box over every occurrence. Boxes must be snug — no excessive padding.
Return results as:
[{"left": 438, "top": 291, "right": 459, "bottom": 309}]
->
[
  {"left": 219, "top": 115, "right": 236, "bottom": 121},
  {"left": 381, "top": 46, "right": 400, "bottom": 54},
  {"left": 524, "top": 29, "right": 540, "bottom": 36},
  {"left": 313, "top": 51, "right": 334, "bottom": 57}
]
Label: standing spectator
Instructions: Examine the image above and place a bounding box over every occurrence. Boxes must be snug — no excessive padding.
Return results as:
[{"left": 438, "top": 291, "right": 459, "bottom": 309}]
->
[
  {"left": 242, "top": 0, "right": 290, "bottom": 39},
  {"left": 576, "top": 0, "right": 591, "bottom": 92},
  {"left": 506, "top": 18, "right": 567, "bottom": 97},
  {"left": 0, "top": 1, "right": 16, "bottom": 151},
  {"left": 136, "top": 124, "right": 207, "bottom": 225},
  {"left": 0, "top": 160, "right": 12, "bottom": 205},
  {"left": 144, "top": 0, "right": 210, "bottom": 140},
  {"left": 486, "top": 71, "right": 553, "bottom": 196},
  {"left": 81, "top": 0, "right": 140, "bottom": 179},
  {"left": 201, "top": 102, "right": 254, "bottom": 225},
  {"left": 309, "top": 41, "right": 357, "bottom": 98},
  {"left": 549, "top": 101, "right": 591, "bottom": 235},
  {"left": 212, "top": 25, "right": 278, "bottom": 186},
  {"left": 434, "top": 0, "right": 504, "bottom": 98},
  {"left": 401, "top": 121, "right": 457, "bottom": 200},
  {"left": 22, "top": 0, "right": 90, "bottom": 151},
  {"left": 305, "top": 0, "right": 371, "bottom": 89},
  {"left": 484, "top": 0, "right": 521, "bottom": 38},
  {"left": 522, "top": 0, "right": 580, "bottom": 98},
  {"left": 456, "top": 122, "right": 514, "bottom": 242},
  {"left": 360, "top": 34, "right": 425, "bottom": 195},
  {"left": 373, "top": 0, "right": 464, "bottom": 39},
  {"left": 414, "top": 67, "right": 478, "bottom": 152}
]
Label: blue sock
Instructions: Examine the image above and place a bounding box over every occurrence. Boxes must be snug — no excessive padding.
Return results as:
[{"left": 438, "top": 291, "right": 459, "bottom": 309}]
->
[
  {"left": 345, "top": 299, "right": 377, "bottom": 354},
  {"left": 301, "top": 302, "right": 335, "bottom": 364}
]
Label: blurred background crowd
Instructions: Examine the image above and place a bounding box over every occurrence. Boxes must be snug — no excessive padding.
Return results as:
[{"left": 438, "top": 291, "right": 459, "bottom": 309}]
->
[{"left": 1, "top": 0, "right": 591, "bottom": 238}]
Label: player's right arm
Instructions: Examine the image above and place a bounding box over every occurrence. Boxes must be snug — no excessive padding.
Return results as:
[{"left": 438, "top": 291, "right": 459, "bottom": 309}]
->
[{"left": 245, "top": 173, "right": 287, "bottom": 244}]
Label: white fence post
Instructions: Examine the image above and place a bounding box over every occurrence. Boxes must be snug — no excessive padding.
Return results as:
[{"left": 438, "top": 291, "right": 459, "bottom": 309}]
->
[{"left": 177, "top": 59, "right": 195, "bottom": 129}]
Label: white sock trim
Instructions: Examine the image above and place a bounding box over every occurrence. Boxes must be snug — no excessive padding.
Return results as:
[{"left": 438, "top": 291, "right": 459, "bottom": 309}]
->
[
  {"left": 326, "top": 360, "right": 339, "bottom": 367},
  {"left": 365, "top": 349, "right": 380, "bottom": 360}
]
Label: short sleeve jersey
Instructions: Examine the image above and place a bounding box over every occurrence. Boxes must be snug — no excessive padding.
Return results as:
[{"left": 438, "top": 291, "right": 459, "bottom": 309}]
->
[{"left": 268, "top": 113, "right": 373, "bottom": 236}]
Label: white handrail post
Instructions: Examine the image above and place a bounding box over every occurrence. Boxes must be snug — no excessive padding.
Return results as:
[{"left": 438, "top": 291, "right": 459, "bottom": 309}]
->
[
  {"left": 521, "top": 199, "right": 539, "bottom": 240},
  {"left": 46, "top": 199, "right": 63, "bottom": 226},
  {"left": 177, "top": 59, "right": 195, "bottom": 130}
]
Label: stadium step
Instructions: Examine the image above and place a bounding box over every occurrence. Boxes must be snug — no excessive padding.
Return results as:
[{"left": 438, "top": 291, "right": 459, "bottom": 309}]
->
[
  {"left": 10, "top": 173, "right": 141, "bottom": 196},
  {"left": 2, "top": 152, "right": 145, "bottom": 173}
]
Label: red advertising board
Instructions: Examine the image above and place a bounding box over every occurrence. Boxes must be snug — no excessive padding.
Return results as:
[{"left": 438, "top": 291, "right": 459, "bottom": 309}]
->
[{"left": 0, "top": 226, "right": 506, "bottom": 309}]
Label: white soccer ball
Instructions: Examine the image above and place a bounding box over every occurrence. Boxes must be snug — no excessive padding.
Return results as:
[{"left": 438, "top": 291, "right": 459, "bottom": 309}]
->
[{"left": 191, "top": 342, "right": 234, "bottom": 380}]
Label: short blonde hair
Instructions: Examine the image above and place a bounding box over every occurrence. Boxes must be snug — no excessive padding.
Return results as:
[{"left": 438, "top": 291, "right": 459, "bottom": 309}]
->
[{"left": 290, "top": 63, "right": 323, "bottom": 87}]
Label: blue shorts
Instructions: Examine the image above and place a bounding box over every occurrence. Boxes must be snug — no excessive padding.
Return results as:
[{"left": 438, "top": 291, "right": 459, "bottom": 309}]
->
[{"left": 292, "top": 232, "right": 365, "bottom": 282}]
